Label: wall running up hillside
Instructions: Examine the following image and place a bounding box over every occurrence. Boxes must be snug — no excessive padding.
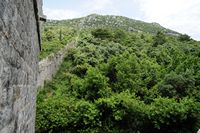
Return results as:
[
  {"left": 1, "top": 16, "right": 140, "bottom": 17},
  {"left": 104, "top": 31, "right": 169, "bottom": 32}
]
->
[
  {"left": 0, "top": 0, "right": 44, "bottom": 132},
  {"left": 37, "top": 43, "right": 75, "bottom": 88}
]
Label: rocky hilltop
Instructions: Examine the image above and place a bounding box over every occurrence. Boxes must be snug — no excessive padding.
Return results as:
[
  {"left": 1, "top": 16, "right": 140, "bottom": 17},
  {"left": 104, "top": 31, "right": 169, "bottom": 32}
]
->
[{"left": 47, "top": 14, "right": 180, "bottom": 35}]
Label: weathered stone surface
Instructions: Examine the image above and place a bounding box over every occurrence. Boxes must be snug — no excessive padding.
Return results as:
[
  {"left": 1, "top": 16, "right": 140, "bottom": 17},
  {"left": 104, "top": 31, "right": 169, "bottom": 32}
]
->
[
  {"left": 37, "top": 43, "right": 75, "bottom": 88},
  {"left": 37, "top": 0, "right": 46, "bottom": 20},
  {"left": 0, "top": 0, "right": 42, "bottom": 132}
]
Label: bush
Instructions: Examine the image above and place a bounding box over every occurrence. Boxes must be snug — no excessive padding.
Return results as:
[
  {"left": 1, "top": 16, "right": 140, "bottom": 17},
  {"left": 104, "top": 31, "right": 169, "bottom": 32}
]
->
[
  {"left": 91, "top": 28, "right": 113, "bottom": 40},
  {"left": 145, "top": 97, "right": 200, "bottom": 133},
  {"left": 153, "top": 31, "right": 166, "bottom": 47},
  {"left": 37, "top": 26, "right": 200, "bottom": 132},
  {"left": 158, "top": 72, "right": 195, "bottom": 98},
  {"left": 179, "top": 34, "right": 191, "bottom": 41}
]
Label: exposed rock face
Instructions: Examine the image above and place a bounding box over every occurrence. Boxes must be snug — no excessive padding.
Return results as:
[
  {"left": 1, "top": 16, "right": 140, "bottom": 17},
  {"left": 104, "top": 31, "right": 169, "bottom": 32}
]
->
[{"left": 0, "top": 0, "right": 44, "bottom": 132}]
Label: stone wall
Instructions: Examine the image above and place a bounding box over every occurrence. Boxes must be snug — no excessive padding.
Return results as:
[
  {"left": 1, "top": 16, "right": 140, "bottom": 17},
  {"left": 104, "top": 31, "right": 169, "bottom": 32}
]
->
[
  {"left": 37, "top": 43, "right": 75, "bottom": 88},
  {"left": 37, "top": 0, "right": 46, "bottom": 20},
  {"left": 0, "top": 0, "right": 42, "bottom": 132}
]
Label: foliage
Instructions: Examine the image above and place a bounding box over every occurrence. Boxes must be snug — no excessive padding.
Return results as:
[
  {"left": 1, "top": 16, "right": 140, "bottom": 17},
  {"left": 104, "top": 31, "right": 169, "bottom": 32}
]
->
[
  {"left": 91, "top": 28, "right": 113, "bottom": 40},
  {"left": 179, "top": 34, "right": 191, "bottom": 42},
  {"left": 39, "top": 26, "right": 76, "bottom": 59},
  {"left": 56, "top": 14, "right": 179, "bottom": 35},
  {"left": 36, "top": 17, "right": 200, "bottom": 133},
  {"left": 153, "top": 31, "right": 166, "bottom": 47}
]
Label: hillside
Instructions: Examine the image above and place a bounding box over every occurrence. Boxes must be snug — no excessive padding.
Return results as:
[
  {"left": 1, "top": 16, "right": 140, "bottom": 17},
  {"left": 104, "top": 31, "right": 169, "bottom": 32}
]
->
[
  {"left": 37, "top": 15, "right": 200, "bottom": 133},
  {"left": 46, "top": 14, "right": 179, "bottom": 35},
  {"left": 39, "top": 14, "right": 182, "bottom": 59}
]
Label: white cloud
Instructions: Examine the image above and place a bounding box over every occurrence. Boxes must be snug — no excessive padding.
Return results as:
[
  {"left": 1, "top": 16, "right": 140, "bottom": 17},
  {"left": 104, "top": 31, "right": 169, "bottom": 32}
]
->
[
  {"left": 83, "top": 0, "right": 120, "bottom": 15},
  {"left": 85, "top": 0, "right": 113, "bottom": 11},
  {"left": 137, "top": 0, "right": 200, "bottom": 40},
  {"left": 44, "top": 0, "right": 200, "bottom": 40},
  {"left": 44, "top": 8, "right": 81, "bottom": 20},
  {"left": 44, "top": 0, "right": 119, "bottom": 20}
]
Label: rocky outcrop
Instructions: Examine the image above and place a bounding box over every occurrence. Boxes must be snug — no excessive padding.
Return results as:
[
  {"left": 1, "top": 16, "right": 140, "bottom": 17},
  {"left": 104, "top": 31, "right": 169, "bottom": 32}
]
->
[
  {"left": 0, "top": 0, "right": 44, "bottom": 132},
  {"left": 37, "top": 43, "right": 75, "bottom": 88}
]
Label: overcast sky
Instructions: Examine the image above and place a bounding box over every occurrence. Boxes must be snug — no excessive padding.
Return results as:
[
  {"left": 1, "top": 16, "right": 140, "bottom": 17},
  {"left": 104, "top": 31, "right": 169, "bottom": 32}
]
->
[{"left": 44, "top": 0, "right": 200, "bottom": 40}]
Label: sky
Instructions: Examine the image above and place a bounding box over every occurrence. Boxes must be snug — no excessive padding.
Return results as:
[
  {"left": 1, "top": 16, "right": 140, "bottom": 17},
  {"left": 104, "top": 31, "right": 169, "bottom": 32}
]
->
[{"left": 43, "top": 0, "right": 200, "bottom": 40}]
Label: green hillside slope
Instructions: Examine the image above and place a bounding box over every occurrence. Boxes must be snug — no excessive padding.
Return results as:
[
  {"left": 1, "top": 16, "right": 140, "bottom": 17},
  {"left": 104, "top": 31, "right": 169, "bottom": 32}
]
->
[
  {"left": 36, "top": 15, "right": 200, "bottom": 133},
  {"left": 47, "top": 14, "right": 179, "bottom": 35}
]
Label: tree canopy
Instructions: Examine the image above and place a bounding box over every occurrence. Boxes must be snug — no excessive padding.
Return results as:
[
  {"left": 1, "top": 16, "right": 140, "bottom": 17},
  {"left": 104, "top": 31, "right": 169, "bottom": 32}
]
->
[{"left": 36, "top": 20, "right": 200, "bottom": 133}]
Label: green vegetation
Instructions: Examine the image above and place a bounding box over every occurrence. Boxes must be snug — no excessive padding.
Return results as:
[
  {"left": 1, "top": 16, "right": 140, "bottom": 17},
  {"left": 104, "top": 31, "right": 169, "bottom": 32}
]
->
[
  {"left": 178, "top": 34, "right": 192, "bottom": 42},
  {"left": 39, "top": 14, "right": 180, "bottom": 59},
  {"left": 52, "top": 14, "right": 179, "bottom": 35},
  {"left": 36, "top": 15, "right": 200, "bottom": 133},
  {"left": 39, "top": 26, "right": 76, "bottom": 59}
]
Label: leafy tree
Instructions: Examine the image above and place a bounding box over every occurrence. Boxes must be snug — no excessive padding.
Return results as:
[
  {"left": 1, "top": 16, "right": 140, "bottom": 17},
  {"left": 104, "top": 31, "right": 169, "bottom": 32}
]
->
[
  {"left": 91, "top": 28, "right": 113, "bottom": 40},
  {"left": 158, "top": 72, "right": 195, "bottom": 98},
  {"left": 113, "top": 29, "right": 127, "bottom": 43},
  {"left": 37, "top": 22, "right": 200, "bottom": 133},
  {"left": 153, "top": 31, "right": 166, "bottom": 47},
  {"left": 179, "top": 34, "right": 191, "bottom": 41}
]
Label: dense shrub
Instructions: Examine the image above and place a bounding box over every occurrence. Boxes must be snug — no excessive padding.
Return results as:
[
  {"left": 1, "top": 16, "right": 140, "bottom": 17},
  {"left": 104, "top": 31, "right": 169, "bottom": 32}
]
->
[
  {"left": 179, "top": 34, "right": 191, "bottom": 42},
  {"left": 153, "top": 31, "right": 166, "bottom": 47},
  {"left": 91, "top": 28, "right": 113, "bottom": 40},
  {"left": 36, "top": 27, "right": 200, "bottom": 132}
]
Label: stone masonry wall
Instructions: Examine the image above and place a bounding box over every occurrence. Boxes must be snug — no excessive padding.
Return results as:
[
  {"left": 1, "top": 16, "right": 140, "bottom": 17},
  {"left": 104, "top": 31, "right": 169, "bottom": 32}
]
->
[
  {"left": 37, "top": 43, "right": 75, "bottom": 88},
  {"left": 0, "top": 0, "right": 41, "bottom": 132}
]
